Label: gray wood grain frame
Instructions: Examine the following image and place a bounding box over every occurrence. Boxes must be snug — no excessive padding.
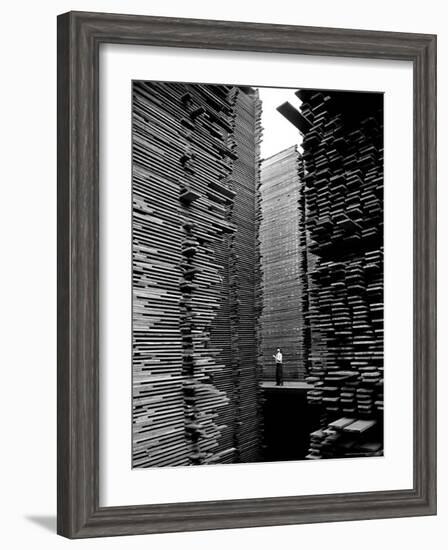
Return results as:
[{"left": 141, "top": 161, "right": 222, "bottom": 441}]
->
[{"left": 57, "top": 10, "right": 437, "bottom": 538}]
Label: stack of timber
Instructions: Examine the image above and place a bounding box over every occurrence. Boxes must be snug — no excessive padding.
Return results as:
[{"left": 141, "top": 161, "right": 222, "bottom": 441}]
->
[
  {"left": 228, "top": 88, "right": 263, "bottom": 462},
  {"left": 278, "top": 90, "right": 384, "bottom": 458},
  {"left": 308, "top": 417, "right": 383, "bottom": 459},
  {"left": 259, "top": 146, "right": 308, "bottom": 381},
  {"left": 132, "top": 81, "right": 262, "bottom": 467}
]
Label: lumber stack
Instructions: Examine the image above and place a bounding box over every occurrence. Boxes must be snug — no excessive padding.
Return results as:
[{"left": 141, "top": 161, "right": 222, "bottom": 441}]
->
[
  {"left": 279, "top": 90, "right": 384, "bottom": 458},
  {"left": 259, "top": 146, "right": 308, "bottom": 381},
  {"left": 228, "top": 88, "right": 263, "bottom": 462},
  {"left": 303, "top": 90, "right": 383, "bottom": 458},
  {"left": 308, "top": 417, "right": 383, "bottom": 459},
  {"left": 132, "top": 82, "right": 261, "bottom": 467}
]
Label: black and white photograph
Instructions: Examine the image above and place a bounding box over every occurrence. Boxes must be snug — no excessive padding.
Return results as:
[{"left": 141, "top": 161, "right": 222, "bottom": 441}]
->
[
  {"left": 0, "top": 1, "right": 440, "bottom": 544},
  {"left": 132, "top": 81, "right": 384, "bottom": 468}
]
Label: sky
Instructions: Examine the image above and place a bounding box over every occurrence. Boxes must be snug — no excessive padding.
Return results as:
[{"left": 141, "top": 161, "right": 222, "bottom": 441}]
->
[{"left": 256, "top": 86, "right": 304, "bottom": 160}]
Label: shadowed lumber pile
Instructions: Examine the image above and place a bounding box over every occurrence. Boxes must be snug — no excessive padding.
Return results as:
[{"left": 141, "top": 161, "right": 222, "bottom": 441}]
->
[{"left": 279, "top": 90, "right": 384, "bottom": 459}]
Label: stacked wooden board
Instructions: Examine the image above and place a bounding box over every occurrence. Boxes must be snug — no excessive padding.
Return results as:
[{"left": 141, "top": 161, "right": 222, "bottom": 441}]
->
[
  {"left": 278, "top": 90, "right": 384, "bottom": 458},
  {"left": 308, "top": 417, "right": 383, "bottom": 459},
  {"left": 229, "top": 88, "right": 263, "bottom": 462},
  {"left": 259, "top": 147, "right": 308, "bottom": 381},
  {"left": 132, "top": 82, "right": 262, "bottom": 467}
]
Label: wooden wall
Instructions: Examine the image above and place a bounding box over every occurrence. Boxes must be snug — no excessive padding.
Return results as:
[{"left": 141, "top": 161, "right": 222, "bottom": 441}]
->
[{"left": 259, "top": 146, "right": 308, "bottom": 381}]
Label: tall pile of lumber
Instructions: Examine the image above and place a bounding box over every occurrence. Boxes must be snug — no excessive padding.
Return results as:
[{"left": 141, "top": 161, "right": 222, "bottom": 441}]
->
[
  {"left": 279, "top": 90, "right": 384, "bottom": 458},
  {"left": 208, "top": 87, "right": 263, "bottom": 463},
  {"left": 132, "top": 82, "right": 262, "bottom": 467},
  {"left": 259, "top": 146, "right": 308, "bottom": 380},
  {"left": 231, "top": 88, "right": 263, "bottom": 461}
]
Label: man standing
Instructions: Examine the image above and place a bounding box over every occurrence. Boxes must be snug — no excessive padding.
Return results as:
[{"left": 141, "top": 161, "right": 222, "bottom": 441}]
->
[{"left": 273, "top": 348, "right": 283, "bottom": 386}]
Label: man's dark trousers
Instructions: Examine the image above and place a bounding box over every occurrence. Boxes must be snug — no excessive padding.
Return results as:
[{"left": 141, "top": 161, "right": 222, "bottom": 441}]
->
[{"left": 275, "top": 362, "right": 283, "bottom": 386}]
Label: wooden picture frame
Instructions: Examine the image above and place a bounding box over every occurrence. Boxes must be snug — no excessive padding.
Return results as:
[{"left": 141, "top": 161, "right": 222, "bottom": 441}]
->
[{"left": 57, "top": 10, "right": 437, "bottom": 538}]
